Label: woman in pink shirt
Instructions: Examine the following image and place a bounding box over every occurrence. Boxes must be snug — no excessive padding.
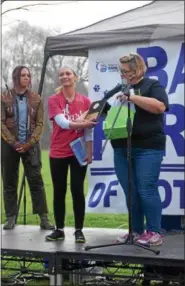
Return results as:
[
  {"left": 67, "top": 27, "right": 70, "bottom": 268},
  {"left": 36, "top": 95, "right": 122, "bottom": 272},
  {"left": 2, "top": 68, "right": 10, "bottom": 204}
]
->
[{"left": 45, "top": 66, "right": 96, "bottom": 243}]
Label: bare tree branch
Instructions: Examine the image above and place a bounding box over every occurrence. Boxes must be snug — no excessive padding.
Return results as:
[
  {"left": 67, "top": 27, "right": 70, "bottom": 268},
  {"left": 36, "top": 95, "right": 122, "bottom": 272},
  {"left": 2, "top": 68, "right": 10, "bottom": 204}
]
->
[
  {"left": 2, "top": 19, "right": 20, "bottom": 26},
  {"left": 2, "top": 1, "right": 78, "bottom": 15}
]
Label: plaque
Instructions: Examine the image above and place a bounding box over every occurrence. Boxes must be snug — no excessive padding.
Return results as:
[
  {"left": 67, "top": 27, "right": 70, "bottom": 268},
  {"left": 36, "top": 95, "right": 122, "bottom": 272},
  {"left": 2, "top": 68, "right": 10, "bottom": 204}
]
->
[{"left": 84, "top": 98, "right": 107, "bottom": 121}]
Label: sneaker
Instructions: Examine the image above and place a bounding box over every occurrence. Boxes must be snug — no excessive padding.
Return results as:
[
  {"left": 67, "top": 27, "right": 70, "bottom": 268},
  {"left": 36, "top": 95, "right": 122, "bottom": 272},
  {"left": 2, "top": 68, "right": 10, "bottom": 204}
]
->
[
  {"left": 136, "top": 231, "right": 163, "bottom": 246},
  {"left": 40, "top": 214, "right": 55, "bottom": 230},
  {"left": 3, "top": 216, "right": 16, "bottom": 230},
  {"left": 45, "top": 229, "right": 65, "bottom": 241},
  {"left": 74, "top": 229, "right": 86, "bottom": 243},
  {"left": 116, "top": 232, "right": 141, "bottom": 243}
]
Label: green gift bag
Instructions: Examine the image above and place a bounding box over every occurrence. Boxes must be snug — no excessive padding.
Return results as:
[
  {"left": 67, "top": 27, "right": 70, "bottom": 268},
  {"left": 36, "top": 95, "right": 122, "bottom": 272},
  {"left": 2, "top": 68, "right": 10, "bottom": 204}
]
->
[{"left": 103, "top": 105, "right": 135, "bottom": 140}]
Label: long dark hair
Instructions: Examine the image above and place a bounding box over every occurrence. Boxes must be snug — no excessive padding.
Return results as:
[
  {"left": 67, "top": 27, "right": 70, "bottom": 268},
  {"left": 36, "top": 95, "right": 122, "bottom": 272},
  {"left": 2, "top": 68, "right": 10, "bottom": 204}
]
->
[{"left": 12, "top": 65, "right": 31, "bottom": 88}]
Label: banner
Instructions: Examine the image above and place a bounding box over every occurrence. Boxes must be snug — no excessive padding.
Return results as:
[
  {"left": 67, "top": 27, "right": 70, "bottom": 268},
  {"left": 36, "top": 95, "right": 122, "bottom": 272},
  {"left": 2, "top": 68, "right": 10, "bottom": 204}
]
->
[{"left": 85, "top": 41, "right": 184, "bottom": 215}]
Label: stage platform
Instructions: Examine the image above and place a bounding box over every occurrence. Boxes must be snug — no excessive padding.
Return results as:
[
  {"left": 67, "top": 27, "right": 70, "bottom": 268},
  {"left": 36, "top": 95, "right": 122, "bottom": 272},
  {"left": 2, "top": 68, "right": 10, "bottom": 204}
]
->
[{"left": 1, "top": 225, "right": 184, "bottom": 285}]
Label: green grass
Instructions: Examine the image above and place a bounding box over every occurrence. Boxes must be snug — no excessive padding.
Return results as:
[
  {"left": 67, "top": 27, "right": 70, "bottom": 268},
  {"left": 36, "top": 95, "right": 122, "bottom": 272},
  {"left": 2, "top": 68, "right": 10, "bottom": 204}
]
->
[
  {"left": 1, "top": 151, "right": 130, "bottom": 286},
  {"left": 1, "top": 150, "right": 128, "bottom": 228}
]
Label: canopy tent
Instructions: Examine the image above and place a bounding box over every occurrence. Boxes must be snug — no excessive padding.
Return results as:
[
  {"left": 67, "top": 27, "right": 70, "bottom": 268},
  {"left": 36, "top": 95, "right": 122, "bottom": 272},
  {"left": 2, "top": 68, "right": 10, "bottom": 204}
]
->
[{"left": 38, "top": 0, "right": 184, "bottom": 94}]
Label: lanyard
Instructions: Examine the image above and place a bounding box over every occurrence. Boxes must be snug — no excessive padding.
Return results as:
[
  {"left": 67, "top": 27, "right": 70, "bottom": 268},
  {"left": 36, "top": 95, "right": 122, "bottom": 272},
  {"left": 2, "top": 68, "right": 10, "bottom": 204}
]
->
[{"left": 65, "top": 101, "right": 69, "bottom": 114}]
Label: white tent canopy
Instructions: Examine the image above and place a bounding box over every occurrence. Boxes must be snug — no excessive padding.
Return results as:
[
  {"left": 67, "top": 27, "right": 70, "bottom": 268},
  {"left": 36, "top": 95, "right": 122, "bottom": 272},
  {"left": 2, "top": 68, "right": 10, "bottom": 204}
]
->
[
  {"left": 44, "top": 0, "right": 184, "bottom": 57},
  {"left": 68, "top": 0, "right": 184, "bottom": 34},
  {"left": 38, "top": 0, "right": 184, "bottom": 94}
]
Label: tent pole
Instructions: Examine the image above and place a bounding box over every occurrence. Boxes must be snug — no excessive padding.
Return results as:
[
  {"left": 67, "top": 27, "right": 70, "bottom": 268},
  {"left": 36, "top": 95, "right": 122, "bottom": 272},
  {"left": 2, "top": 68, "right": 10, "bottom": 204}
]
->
[{"left": 38, "top": 53, "right": 50, "bottom": 96}]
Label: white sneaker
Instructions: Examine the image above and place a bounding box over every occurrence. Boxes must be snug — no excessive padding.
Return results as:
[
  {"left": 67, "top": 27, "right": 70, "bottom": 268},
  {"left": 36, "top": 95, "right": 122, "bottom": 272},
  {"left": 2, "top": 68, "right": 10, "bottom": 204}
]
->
[
  {"left": 136, "top": 231, "right": 163, "bottom": 246},
  {"left": 116, "top": 232, "right": 141, "bottom": 243}
]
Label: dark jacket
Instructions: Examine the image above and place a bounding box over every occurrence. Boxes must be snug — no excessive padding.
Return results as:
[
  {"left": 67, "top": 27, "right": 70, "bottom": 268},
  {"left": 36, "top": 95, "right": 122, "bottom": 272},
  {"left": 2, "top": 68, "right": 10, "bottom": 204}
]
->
[{"left": 1, "top": 88, "right": 44, "bottom": 146}]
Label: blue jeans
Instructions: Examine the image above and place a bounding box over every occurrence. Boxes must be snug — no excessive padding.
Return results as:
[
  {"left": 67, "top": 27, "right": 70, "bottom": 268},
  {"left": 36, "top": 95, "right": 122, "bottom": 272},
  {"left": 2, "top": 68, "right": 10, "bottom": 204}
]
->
[{"left": 114, "top": 148, "right": 164, "bottom": 234}]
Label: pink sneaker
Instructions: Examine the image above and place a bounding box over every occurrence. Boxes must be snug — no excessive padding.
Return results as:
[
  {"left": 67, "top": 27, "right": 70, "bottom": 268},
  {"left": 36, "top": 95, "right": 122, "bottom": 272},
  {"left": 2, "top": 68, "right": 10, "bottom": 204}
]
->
[
  {"left": 116, "top": 232, "right": 141, "bottom": 243},
  {"left": 136, "top": 231, "right": 163, "bottom": 246}
]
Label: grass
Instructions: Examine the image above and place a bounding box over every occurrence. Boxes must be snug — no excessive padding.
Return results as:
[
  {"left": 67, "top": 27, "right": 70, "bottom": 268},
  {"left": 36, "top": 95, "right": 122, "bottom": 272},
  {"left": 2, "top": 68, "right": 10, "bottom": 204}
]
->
[
  {"left": 1, "top": 150, "right": 128, "bottom": 228},
  {"left": 1, "top": 151, "right": 129, "bottom": 286}
]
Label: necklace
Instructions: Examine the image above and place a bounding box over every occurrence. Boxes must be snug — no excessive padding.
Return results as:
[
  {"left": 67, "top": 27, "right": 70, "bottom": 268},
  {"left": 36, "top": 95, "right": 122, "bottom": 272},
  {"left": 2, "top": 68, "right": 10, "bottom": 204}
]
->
[{"left": 64, "top": 93, "right": 75, "bottom": 103}]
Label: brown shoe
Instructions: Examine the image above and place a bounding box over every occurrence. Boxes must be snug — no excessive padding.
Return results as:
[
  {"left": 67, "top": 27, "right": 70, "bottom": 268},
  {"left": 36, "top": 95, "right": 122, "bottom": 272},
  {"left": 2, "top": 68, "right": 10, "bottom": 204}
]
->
[
  {"left": 40, "top": 214, "right": 55, "bottom": 230},
  {"left": 3, "top": 216, "right": 16, "bottom": 230}
]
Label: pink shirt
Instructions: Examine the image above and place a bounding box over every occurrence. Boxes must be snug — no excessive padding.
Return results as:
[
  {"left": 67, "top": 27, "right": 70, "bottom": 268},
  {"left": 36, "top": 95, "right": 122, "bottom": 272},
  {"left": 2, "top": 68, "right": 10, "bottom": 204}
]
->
[{"left": 48, "top": 92, "right": 91, "bottom": 158}]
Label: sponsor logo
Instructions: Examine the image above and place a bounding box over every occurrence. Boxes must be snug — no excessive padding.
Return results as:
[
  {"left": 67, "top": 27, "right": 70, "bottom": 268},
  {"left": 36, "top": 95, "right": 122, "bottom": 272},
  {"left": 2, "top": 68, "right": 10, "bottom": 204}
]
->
[{"left": 96, "top": 62, "right": 118, "bottom": 73}]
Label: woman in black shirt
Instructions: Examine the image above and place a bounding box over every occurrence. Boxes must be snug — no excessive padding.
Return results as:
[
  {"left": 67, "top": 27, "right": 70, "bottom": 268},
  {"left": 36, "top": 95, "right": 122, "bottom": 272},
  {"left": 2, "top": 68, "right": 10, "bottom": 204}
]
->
[{"left": 109, "top": 53, "right": 169, "bottom": 246}]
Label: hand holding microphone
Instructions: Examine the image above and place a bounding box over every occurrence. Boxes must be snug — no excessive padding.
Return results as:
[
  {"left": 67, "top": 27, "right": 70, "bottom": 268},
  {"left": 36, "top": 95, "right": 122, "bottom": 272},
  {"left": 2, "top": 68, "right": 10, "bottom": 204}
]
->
[
  {"left": 117, "top": 89, "right": 135, "bottom": 103},
  {"left": 116, "top": 78, "right": 134, "bottom": 103}
]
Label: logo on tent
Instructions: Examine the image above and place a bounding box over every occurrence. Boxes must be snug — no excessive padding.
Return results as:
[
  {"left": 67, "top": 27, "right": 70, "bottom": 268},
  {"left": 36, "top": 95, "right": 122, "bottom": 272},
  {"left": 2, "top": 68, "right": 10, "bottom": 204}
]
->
[
  {"left": 96, "top": 61, "right": 107, "bottom": 72},
  {"left": 96, "top": 62, "right": 118, "bottom": 73},
  {"left": 107, "top": 64, "right": 119, "bottom": 72}
]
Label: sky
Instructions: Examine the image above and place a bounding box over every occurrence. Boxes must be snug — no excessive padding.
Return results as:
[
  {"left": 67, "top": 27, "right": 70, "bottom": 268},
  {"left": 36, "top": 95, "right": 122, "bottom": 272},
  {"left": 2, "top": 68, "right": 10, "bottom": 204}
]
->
[{"left": 2, "top": 0, "right": 152, "bottom": 34}]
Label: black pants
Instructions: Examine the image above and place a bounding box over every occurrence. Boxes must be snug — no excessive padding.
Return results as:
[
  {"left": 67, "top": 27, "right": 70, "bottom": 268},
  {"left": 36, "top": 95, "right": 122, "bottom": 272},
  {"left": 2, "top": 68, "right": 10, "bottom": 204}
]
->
[
  {"left": 1, "top": 140, "right": 48, "bottom": 218},
  {"left": 50, "top": 156, "right": 87, "bottom": 229}
]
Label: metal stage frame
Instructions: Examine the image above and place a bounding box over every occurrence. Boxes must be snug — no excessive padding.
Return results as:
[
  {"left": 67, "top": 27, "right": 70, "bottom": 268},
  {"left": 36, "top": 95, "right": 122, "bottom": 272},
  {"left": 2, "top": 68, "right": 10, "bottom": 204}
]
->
[{"left": 1, "top": 225, "right": 185, "bottom": 285}]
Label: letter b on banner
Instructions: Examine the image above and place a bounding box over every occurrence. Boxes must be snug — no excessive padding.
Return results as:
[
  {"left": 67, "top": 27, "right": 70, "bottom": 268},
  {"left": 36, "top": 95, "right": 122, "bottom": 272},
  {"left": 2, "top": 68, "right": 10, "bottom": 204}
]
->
[{"left": 137, "top": 46, "right": 168, "bottom": 88}]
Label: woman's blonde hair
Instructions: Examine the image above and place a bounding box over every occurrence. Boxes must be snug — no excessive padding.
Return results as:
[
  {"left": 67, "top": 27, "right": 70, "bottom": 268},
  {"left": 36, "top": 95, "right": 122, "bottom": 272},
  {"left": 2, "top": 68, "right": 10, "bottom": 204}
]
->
[
  {"left": 55, "top": 65, "right": 78, "bottom": 93},
  {"left": 119, "top": 53, "right": 147, "bottom": 78},
  {"left": 55, "top": 86, "right": 63, "bottom": 93}
]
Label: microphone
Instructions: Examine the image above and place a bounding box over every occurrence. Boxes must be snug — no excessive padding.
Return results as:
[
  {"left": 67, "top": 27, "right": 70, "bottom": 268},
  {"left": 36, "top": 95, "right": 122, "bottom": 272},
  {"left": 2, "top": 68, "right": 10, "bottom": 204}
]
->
[
  {"left": 84, "top": 85, "right": 122, "bottom": 121},
  {"left": 103, "top": 83, "right": 122, "bottom": 100},
  {"left": 121, "top": 78, "right": 133, "bottom": 97},
  {"left": 84, "top": 82, "right": 131, "bottom": 121}
]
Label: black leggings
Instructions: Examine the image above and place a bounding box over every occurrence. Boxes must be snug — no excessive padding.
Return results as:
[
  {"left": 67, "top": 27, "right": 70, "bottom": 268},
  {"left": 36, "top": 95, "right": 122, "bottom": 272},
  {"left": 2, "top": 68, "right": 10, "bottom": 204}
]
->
[{"left": 50, "top": 156, "right": 87, "bottom": 229}]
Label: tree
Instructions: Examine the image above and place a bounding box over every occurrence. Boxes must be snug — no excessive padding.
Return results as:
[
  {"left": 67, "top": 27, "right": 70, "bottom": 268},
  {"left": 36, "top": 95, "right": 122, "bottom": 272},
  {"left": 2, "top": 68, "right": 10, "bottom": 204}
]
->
[
  {"left": 2, "top": 21, "right": 89, "bottom": 148},
  {"left": 1, "top": 1, "right": 78, "bottom": 16}
]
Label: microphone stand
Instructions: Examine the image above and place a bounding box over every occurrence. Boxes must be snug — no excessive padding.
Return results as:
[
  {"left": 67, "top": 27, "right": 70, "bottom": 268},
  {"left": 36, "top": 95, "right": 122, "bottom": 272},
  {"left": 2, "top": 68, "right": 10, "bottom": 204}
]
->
[
  {"left": 16, "top": 173, "right": 27, "bottom": 225},
  {"left": 85, "top": 86, "right": 159, "bottom": 255}
]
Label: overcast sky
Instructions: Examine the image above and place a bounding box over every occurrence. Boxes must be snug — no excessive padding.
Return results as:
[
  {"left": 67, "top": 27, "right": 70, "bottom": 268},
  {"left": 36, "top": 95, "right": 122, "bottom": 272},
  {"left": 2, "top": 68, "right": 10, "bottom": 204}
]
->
[{"left": 2, "top": 1, "right": 152, "bottom": 34}]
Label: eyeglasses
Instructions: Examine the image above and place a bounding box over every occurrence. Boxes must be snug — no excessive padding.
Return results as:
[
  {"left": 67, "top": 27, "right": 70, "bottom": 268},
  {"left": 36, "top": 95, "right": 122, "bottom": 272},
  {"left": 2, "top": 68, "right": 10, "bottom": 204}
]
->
[
  {"left": 119, "top": 68, "right": 131, "bottom": 75},
  {"left": 119, "top": 54, "right": 136, "bottom": 64},
  {"left": 118, "top": 66, "right": 132, "bottom": 75}
]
